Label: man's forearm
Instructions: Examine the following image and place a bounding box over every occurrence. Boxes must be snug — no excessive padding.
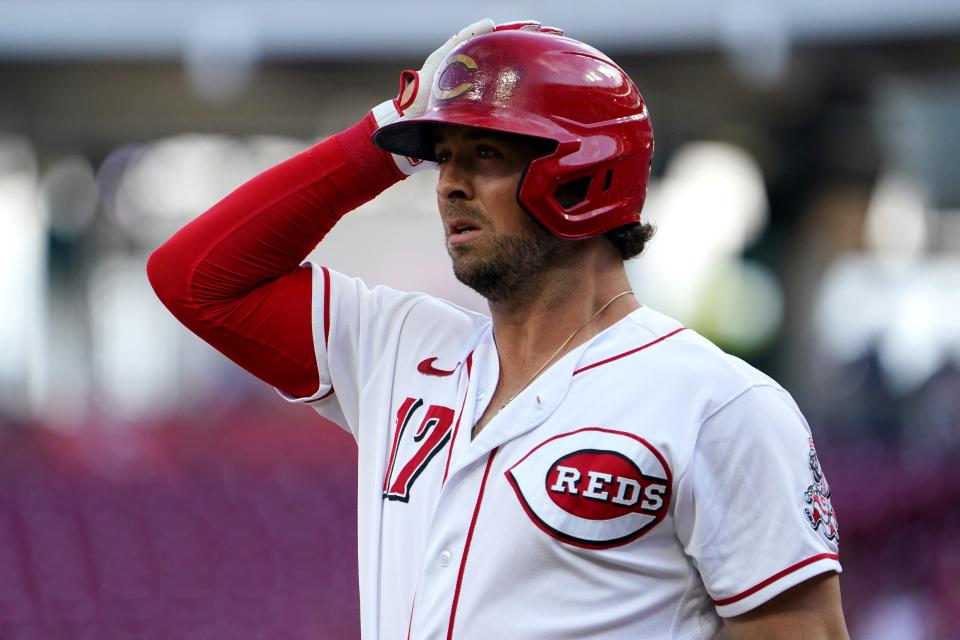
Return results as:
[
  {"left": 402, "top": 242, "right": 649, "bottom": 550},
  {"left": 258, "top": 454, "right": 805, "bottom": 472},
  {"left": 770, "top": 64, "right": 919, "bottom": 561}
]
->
[{"left": 146, "top": 112, "right": 402, "bottom": 397}]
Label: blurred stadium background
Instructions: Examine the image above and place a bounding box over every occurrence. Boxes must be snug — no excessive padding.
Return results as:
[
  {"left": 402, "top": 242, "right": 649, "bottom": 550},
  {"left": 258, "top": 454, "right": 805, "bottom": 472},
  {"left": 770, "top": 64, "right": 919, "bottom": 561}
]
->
[{"left": 2, "top": 2, "right": 960, "bottom": 638}]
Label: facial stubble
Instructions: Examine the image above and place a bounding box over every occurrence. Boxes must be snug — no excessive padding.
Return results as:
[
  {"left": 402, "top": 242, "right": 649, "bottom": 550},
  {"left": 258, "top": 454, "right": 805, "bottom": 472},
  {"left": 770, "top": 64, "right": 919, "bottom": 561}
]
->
[{"left": 448, "top": 221, "right": 563, "bottom": 303}]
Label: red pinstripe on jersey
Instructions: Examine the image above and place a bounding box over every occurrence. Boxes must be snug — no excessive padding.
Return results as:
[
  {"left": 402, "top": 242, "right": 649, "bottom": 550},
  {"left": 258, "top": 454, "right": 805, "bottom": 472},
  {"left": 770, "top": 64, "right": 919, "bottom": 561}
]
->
[
  {"left": 713, "top": 553, "right": 840, "bottom": 606},
  {"left": 321, "top": 265, "right": 331, "bottom": 348},
  {"left": 573, "top": 327, "right": 686, "bottom": 376},
  {"left": 441, "top": 353, "right": 474, "bottom": 487},
  {"left": 447, "top": 448, "right": 499, "bottom": 640},
  {"left": 314, "top": 266, "right": 335, "bottom": 401}
]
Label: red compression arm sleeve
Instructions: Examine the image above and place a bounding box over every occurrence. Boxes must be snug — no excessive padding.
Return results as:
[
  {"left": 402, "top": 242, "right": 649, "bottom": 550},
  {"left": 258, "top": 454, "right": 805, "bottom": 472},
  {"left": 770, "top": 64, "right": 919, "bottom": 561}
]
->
[{"left": 147, "top": 113, "right": 403, "bottom": 398}]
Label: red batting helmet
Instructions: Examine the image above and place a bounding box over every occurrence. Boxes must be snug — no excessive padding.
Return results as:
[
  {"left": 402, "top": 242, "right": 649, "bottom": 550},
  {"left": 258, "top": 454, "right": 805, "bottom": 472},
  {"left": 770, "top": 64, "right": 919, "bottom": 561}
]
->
[{"left": 372, "top": 29, "right": 654, "bottom": 240}]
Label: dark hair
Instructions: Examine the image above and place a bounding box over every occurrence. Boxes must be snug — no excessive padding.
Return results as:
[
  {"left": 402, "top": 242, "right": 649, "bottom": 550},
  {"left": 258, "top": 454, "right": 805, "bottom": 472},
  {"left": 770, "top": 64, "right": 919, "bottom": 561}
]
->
[{"left": 604, "top": 222, "right": 656, "bottom": 260}]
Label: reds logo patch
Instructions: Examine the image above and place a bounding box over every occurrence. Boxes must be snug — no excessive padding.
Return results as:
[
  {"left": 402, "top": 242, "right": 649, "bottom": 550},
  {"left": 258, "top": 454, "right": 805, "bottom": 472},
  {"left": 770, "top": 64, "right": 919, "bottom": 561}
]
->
[
  {"left": 803, "top": 438, "right": 839, "bottom": 541},
  {"left": 506, "top": 428, "right": 672, "bottom": 549}
]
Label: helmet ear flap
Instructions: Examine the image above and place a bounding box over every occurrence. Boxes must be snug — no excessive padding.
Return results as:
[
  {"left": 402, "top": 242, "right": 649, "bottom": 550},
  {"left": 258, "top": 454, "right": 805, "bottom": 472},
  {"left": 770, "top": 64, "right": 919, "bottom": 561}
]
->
[{"left": 520, "top": 147, "right": 648, "bottom": 240}]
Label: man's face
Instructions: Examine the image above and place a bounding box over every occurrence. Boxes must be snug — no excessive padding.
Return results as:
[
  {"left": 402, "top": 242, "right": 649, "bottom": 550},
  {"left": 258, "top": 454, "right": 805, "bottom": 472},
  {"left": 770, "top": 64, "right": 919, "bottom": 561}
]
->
[{"left": 434, "top": 124, "right": 561, "bottom": 302}]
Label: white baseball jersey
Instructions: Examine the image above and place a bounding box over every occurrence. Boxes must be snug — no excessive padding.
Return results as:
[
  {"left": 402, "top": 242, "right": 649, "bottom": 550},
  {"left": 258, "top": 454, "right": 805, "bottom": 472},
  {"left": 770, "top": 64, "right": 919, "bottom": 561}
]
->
[{"left": 280, "top": 264, "right": 841, "bottom": 640}]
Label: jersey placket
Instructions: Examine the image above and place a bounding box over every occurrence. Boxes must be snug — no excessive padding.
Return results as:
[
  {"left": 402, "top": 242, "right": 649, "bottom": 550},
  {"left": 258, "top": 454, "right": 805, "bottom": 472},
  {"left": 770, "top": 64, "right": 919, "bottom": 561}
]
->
[
  {"left": 453, "top": 332, "right": 582, "bottom": 476},
  {"left": 405, "top": 447, "right": 498, "bottom": 639},
  {"left": 405, "top": 331, "right": 583, "bottom": 639}
]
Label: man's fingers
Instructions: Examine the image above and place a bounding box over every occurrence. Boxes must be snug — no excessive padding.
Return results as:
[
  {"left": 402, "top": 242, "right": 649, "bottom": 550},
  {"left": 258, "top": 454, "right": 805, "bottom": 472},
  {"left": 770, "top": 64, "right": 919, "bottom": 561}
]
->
[
  {"left": 493, "top": 21, "right": 564, "bottom": 36},
  {"left": 452, "top": 18, "right": 495, "bottom": 42},
  {"left": 493, "top": 20, "right": 541, "bottom": 32}
]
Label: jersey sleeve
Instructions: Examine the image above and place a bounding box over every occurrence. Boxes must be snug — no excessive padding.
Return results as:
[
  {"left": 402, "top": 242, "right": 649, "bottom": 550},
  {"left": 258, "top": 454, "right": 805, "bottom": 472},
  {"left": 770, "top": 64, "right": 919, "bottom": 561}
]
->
[
  {"left": 275, "top": 264, "right": 427, "bottom": 440},
  {"left": 674, "top": 384, "right": 841, "bottom": 618},
  {"left": 147, "top": 112, "right": 405, "bottom": 402}
]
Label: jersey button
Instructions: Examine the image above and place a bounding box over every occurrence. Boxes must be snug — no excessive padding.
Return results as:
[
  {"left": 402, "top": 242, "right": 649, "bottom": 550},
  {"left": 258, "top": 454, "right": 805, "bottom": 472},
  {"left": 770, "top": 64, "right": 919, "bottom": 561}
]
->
[{"left": 439, "top": 550, "right": 453, "bottom": 567}]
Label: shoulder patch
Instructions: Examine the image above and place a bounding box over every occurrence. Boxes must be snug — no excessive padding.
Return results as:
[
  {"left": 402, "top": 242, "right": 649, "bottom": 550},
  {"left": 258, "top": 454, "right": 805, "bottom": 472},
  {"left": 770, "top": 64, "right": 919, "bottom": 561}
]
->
[
  {"left": 506, "top": 428, "right": 672, "bottom": 549},
  {"left": 803, "top": 438, "right": 839, "bottom": 542}
]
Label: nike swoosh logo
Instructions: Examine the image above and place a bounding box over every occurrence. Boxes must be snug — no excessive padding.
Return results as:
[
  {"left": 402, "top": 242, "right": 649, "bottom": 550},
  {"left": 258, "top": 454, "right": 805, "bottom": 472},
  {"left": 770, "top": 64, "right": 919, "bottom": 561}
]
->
[{"left": 417, "top": 357, "right": 459, "bottom": 377}]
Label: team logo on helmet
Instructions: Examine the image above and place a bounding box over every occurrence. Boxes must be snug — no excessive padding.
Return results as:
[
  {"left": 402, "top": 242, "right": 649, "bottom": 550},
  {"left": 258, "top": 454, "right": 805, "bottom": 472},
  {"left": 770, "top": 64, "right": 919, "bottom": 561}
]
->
[
  {"left": 506, "top": 427, "right": 672, "bottom": 549},
  {"left": 433, "top": 54, "right": 479, "bottom": 100}
]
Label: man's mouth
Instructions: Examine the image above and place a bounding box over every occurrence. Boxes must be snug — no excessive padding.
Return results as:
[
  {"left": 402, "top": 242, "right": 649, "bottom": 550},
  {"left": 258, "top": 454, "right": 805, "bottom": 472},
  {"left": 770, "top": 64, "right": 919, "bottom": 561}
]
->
[{"left": 446, "top": 218, "right": 485, "bottom": 243}]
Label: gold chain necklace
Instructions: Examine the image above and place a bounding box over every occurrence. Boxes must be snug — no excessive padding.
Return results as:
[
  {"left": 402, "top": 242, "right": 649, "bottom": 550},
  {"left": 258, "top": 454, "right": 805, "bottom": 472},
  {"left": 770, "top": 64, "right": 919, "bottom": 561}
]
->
[{"left": 473, "top": 290, "right": 634, "bottom": 437}]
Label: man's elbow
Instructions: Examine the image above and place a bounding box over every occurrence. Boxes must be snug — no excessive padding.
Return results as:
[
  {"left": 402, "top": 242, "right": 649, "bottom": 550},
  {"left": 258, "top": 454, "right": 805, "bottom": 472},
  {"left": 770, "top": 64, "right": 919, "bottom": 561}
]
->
[{"left": 146, "top": 241, "right": 193, "bottom": 317}]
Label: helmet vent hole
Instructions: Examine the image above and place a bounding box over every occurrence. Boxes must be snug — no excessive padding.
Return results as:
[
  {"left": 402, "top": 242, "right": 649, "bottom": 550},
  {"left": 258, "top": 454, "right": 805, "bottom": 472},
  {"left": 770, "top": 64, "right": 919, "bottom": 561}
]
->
[
  {"left": 602, "top": 169, "right": 614, "bottom": 192},
  {"left": 554, "top": 176, "right": 591, "bottom": 210}
]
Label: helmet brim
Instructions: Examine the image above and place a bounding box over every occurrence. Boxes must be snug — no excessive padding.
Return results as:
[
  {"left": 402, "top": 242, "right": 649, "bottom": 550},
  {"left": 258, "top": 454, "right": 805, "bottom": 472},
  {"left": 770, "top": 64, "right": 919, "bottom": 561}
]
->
[{"left": 372, "top": 105, "right": 574, "bottom": 161}]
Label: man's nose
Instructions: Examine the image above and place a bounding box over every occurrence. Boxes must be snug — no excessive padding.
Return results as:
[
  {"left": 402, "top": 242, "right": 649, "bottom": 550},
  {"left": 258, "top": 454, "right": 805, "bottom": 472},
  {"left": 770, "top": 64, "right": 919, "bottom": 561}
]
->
[{"left": 436, "top": 157, "right": 474, "bottom": 201}]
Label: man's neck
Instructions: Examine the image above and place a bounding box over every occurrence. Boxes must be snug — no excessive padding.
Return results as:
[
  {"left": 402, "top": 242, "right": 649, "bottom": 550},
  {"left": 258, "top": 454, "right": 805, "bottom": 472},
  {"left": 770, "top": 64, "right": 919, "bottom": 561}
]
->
[
  {"left": 489, "top": 276, "right": 637, "bottom": 375},
  {"left": 471, "top": 258, "right": 637, "bottom": 439},
  {"left": 484, "top": 245, "right": 639, "bottom": 400}
]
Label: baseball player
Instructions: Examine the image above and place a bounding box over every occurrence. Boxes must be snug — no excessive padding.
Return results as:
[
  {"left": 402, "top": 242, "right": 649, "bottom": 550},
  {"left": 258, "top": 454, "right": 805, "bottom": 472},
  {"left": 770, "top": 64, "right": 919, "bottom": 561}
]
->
[{"left": 148, "top": 19, "right": 848, "bottom": 639}]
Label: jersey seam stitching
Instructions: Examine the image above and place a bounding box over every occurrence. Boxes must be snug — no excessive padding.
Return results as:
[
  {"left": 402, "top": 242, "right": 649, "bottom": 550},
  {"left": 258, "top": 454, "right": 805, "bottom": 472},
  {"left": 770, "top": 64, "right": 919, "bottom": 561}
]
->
[
  {"left": 674, "top": 382, "right": 787, "bottom": 487},
  {"left": 668, "top": 566, "right": 701, "bottom": 640}
]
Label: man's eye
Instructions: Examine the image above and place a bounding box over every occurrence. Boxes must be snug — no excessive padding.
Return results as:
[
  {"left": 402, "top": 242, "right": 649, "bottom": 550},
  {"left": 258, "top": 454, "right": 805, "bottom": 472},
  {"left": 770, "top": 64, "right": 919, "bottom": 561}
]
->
[
  {"left": 435, "top": 150, "right": 451, "bottom": 163},
  {"left": 477, "top": 145, "right": 501, "bottom": 158}
]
